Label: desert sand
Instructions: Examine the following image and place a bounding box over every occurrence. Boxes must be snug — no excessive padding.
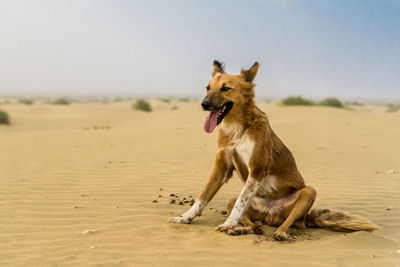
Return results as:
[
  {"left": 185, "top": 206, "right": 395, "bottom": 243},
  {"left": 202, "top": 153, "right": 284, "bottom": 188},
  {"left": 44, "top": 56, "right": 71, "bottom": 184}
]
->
[{"left": 0, "top": 100, "right": 399, "bottom": 266}]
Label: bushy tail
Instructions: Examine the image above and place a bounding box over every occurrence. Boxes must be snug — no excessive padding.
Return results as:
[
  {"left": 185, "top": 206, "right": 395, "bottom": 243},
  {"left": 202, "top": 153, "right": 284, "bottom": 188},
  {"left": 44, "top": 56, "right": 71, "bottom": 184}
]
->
[{"left": 305, "top": 208, "right": 378, "bottom": 232}]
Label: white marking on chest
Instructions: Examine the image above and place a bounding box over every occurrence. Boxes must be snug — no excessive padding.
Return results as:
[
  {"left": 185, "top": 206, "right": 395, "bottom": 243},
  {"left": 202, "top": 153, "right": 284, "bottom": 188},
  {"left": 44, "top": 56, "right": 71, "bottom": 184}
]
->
[{"left": 235, "top": 135, "right": 255, "bottom": 165}]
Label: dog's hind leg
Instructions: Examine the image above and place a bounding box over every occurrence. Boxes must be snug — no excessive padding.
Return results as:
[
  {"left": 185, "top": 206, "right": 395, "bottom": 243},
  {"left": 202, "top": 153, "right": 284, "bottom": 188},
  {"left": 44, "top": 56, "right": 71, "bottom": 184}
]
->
[
  {"left": 168, "top": 149, "right": 234, "bottom": 224},
  {"left": 272, "top": 186, "right": 316, "bottom": 241}
]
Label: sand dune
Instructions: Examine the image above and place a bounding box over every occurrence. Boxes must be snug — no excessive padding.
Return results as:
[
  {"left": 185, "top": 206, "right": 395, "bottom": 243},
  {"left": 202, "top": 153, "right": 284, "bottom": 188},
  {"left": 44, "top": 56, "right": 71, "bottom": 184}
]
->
[{"left": 0, "top": 100, "right": 399, "bottom": 266}]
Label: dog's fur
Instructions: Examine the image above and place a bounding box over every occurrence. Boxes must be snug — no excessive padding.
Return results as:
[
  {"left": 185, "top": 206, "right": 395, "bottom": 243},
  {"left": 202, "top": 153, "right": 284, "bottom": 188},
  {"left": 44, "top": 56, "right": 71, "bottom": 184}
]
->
[{"left": 168, "top": 61, "right": 378, "bottom": 240}]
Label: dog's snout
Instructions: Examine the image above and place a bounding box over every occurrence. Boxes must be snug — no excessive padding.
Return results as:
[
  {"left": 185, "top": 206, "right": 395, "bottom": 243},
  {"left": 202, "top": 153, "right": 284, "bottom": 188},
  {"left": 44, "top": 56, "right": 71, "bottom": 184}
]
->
[{"left": 201, "top": 101, "right": 212, "bottom": 110}]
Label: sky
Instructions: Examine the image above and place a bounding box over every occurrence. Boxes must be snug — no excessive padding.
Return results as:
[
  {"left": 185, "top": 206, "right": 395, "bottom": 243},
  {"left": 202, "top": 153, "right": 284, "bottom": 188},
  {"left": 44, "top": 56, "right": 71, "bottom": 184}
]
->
[{"left": 0, "top": 0, "right": 399, "bottom": 101}]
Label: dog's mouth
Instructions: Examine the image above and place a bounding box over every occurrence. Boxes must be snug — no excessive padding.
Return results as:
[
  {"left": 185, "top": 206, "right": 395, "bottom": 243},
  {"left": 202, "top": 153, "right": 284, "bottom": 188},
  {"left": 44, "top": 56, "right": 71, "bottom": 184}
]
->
[{"left": 203, "top": 101, "right": 233, "bottom": 133}]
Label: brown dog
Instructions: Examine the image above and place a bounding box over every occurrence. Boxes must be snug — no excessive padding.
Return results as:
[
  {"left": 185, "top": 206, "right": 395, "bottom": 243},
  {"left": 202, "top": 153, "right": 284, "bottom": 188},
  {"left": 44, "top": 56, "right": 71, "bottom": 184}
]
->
[{"left": 168, "top": 61, "right": 378, "bottom": 240}]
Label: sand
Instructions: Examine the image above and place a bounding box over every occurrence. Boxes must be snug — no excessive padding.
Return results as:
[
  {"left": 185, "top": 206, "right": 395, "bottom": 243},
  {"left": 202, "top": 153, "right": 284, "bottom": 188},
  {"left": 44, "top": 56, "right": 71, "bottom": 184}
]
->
[{"left": 0, "top": 100, "right": 399, "bottom": 266}]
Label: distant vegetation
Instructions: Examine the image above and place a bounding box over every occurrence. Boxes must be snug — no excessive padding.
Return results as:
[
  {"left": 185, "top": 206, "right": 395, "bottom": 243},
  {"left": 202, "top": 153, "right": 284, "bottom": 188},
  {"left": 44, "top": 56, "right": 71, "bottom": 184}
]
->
[
  {"left": 132, "top": 99, "right": 152, "bottom": 112},
  {"left": 50, "top": 98, "right": 70, "bottom": 105},
  {"left": 177, "top": 97, "right": 190, "bottom": 102},
  {"left": 18, "top": 99, "right": 34, "bottom": 105},
  {"left": 159, "top": 97, "right": 171, "bottom": 103},
  {"left": 386, "top": 104, "right": 400, "bottom": 113},
  {"left": 345, "top": 101, "right": 364, "bottom": 106},
  {"left": 281, "top": 96, "right": 315, "bottom": 106},
  {"left": 281, "top": 96, "right": 345, "bottom": 108},
  {"left": 171, "top": 106, "right": 178, "bottom": 110},
  {"left": 0, "top": 110, "right": 10, "bottom": 124},
  {"left": 319, "top": 97, "right": 344, "bottom": 108}
]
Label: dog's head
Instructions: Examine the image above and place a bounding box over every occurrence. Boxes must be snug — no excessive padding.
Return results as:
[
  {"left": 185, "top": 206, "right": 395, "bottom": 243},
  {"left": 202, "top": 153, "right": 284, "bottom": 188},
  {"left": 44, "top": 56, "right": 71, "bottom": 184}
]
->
[{"left": 202, "top": 60, "right": 259, "bottom": 133}]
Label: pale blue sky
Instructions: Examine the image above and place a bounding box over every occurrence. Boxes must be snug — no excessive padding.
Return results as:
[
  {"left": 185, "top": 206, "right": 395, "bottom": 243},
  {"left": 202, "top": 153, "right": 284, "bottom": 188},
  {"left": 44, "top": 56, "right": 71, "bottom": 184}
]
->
[{"left": 0, "top": 0, "right": 399, "bottom": 101}]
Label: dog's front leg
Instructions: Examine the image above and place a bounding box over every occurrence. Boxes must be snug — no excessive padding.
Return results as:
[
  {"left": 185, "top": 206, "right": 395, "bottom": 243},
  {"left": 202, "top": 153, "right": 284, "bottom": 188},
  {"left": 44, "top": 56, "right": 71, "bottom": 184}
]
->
[
  {"left": 168, "top": 150, "right": 233, "bottom": 224},
  {"left": 216, "top": 176, "right": 261, "bottom": 232}
]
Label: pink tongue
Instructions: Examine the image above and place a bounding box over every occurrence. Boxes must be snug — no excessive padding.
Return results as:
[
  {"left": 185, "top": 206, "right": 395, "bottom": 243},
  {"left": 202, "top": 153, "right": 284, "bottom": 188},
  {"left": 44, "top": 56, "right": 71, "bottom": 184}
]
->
[{"left": 203, "top": 110, "right": 219, "bottom": 133}]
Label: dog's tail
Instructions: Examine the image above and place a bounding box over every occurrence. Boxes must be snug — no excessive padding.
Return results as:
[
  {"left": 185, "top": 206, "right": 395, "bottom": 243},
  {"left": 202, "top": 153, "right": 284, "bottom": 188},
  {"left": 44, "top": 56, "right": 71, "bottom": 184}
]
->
[{"left": 305, "top": 208, "right": 378, "bottom": 232}]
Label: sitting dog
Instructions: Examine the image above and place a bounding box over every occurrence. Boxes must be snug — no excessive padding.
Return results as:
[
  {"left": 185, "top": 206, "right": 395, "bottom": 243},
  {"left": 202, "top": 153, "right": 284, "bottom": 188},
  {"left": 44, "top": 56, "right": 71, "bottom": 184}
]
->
[{"left": 168, "top": 61, "right": 377, "bottom": 240}]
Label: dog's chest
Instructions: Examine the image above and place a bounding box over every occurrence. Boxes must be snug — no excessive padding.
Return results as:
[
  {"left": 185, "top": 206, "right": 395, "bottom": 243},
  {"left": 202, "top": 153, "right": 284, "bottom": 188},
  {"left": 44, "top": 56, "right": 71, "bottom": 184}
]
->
[
  {"left": 225, "top": 135, "right": 254, "bottom": 183},
  {"left": 233, "top": 135, "right": 254, "bottom": 165},
  {"left": 227, "top": 135, "right": 278, "bottom": 196}
]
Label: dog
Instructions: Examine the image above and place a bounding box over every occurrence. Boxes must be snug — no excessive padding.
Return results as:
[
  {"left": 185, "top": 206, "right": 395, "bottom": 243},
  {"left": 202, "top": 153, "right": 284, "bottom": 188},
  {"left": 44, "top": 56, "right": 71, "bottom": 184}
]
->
[{"left": 168, "top": 60, "right": 378, "bottom": 241}]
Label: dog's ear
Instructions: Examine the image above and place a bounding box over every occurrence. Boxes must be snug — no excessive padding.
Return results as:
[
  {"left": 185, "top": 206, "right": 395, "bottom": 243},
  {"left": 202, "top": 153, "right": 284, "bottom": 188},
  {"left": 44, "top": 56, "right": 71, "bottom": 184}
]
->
[
  {"left": 212, "top": 60, "right": 225, "bottom": 77},
  {"left": 241, "top": 62, "right": 259, "bottom": 83}
]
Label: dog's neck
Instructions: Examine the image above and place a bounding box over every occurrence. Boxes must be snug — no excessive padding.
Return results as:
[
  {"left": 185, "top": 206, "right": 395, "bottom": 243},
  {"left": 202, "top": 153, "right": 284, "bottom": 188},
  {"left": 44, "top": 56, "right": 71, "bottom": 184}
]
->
[
  {"left": 220, "top": 99, "right": 261, "bottom": 139},
  {"left": 220, "top": 120, "right": 244, "bottom": 140}
]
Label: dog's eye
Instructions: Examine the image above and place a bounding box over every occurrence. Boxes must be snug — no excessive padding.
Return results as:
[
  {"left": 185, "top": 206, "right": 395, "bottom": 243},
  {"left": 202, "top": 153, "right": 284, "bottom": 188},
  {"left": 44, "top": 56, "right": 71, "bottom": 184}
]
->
[
  {"left": 206, "top": 85, "right": 210, "bottom": 91},
  {"left": 221, "top": 86, "right": 232, "bottom": 92}
]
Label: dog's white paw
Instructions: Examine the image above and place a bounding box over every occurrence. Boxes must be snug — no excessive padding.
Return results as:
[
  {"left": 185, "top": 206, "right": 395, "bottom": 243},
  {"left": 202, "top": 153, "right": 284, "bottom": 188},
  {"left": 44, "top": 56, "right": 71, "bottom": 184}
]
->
[
  {"left": 167, "top": 216, "right": 191, "bottom": 224},
  {"left": 215, "top": 220, "right": 237, "bottom": 232}
]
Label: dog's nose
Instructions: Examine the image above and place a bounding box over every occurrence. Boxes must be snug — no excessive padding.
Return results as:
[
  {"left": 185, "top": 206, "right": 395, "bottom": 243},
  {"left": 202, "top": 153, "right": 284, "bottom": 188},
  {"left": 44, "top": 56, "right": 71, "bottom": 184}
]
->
[{"left": 201, "top": 101, "right": 212, "bottom": 110}]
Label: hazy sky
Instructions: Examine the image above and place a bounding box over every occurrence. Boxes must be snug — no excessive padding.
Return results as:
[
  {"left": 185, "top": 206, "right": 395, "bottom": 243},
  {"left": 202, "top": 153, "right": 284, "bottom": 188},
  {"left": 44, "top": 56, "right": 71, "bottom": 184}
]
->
[{"left": 0, "top": 0, "right": 399, "bottom": 101}]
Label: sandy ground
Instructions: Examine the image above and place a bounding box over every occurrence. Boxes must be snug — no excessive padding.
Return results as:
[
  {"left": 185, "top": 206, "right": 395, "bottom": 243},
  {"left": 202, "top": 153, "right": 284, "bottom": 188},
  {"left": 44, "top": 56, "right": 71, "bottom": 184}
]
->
[{"left": 0, "top": 100, "right": 399, "bottom": 266}]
